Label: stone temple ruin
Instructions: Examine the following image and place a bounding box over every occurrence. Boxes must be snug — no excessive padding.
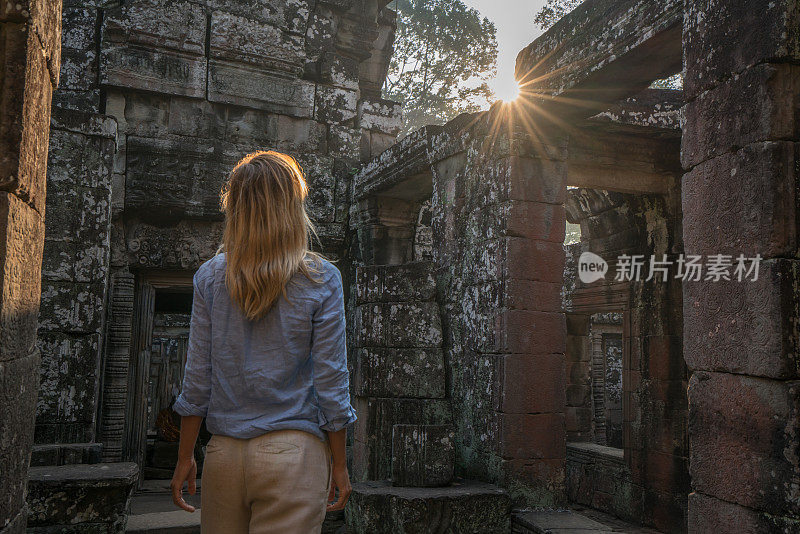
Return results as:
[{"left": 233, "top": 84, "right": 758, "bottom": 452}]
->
[{"left": 1, "top": 0, "right": 799, "bottom": 532}]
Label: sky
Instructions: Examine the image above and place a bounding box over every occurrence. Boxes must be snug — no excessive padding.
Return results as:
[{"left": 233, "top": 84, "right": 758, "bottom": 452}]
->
[{"left": 460, "top": 0, "right": 549, "bottom": 101}]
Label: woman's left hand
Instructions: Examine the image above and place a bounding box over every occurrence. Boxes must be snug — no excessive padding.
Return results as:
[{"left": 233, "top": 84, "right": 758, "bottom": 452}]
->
[{"left": 171, "top": 456, "right": 198, "bottom": 512}]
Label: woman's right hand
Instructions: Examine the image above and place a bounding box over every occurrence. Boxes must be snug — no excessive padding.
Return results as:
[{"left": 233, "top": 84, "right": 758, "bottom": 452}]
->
[{"left": 326, "top": 463, "right": 352, "bottom": 511}]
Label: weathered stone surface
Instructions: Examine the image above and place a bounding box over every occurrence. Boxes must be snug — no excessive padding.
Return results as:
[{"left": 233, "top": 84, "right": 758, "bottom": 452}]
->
[
  {"left": 688, "top": 372, "right": 800, "bottom": 516},
  {"left": 495, "top": 353, "right": 565, "bottom": 414},
  {"left": 0, "top": 193, "right": 44, "bottom": 361},
  {"left": 30, "top": 442, "right": 102, "bottom": 467},
  {"left": 683, "top": 141, "right": 797, "bottom": 259},
  {"left": 0, "top": 349, "right": 41, "bottom": 532},
  {"left": 209, "top": 11, "right": 305, "bottom": 76},
  {"left": 208, "top": 60, "right": 315, "bottom": 117},
  {"left": 346, "top": 480, "right": 511, "bottom": 534},
  {"left": 100, "top": 1, "right": 207, "bottom": 98},
  {"left": 683, "top": 0, "right": 800, "bottom": 100},
  {"left": 315, "top": 84, "right": 358, "bottom": 124},
  {"left": 356, "top": 262, "right": 436, "bottom": 304},
  {"left": 353, "top": 397, "right": 452, "bottom": 481},
  {"left": 59, "top": 7, "right": 97, "bottom": 91},
  {"left": 354, "top": 302, "right": 443, "bottom": 349},
  {"left": 498, "top": 413, "right": 565, "bottom": 460},
  {"left": 358, "top": 97, "right": 401, "bottom": 135},
  {"left": 354, "top": 347, "right": 445, "bottom": 399},
  {"left": 684, "top": 259, "right": 800, "bottom": 379},
  {"left": 588, "top": 88, "right": 683, "bottom": 136},
  {"left": 27, "top": 463, "right": 139, "bottom": 532},
  {"left": 205, "top": 0, "right": 312, "bottom": 32},
  {"left": 391, "top": 424, "right": 454, "bottom": 487},
  {"left": 514, "top": 0, "right": 682, "bottom": 119},
  {"left": 125, "top": 221, "right": 223, "bottom": 270},
  {"left": 682, "top": 64, "right": 800, "bottom": 169},
  {"left": 688, "top": 492, "right": 800, "bottom": 534},
  {"left": 0, "top": 21, "right": 55, "bottom": 214}
]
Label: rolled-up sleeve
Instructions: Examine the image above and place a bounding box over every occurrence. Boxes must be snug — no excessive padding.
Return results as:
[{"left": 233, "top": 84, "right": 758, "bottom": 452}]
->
[
  {"left": 312, "top": 271, "right": 357, "bottom": 432},
  {"left": 173, "top": 274, "right": 212, "bottom": 417}
]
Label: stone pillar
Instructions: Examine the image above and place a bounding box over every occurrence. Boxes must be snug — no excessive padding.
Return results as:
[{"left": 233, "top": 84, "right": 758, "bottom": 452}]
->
[
  {"left": 0, "top": 1, "right": 62, "bottom": 532},
  {"left": 683, "top": 1, "right": 800, "bottom": 531}
]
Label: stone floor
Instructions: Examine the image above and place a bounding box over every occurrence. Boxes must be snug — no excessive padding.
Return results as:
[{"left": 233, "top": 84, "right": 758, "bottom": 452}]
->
[{"left": 126, "top": 480, "right": 661, "bottom": 533}]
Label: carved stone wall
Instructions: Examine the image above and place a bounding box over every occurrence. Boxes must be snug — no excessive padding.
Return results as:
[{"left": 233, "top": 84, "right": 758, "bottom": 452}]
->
[{"left": 36, "top": 0, "right": 401, "bottom": 467}]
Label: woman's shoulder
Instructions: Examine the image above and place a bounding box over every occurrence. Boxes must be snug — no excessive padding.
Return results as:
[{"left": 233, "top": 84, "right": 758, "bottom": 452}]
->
[{"left": 194, "top": 253, "right": 226, "bottom": 286}]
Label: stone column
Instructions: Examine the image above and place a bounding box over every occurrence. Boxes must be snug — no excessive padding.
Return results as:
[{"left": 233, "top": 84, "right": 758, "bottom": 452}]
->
[
  {"left": 682, "top": 1, "right": 800, "bottom": 531},
  {"left": 0, "top": 1, "right": 62, "bottom": 532}
]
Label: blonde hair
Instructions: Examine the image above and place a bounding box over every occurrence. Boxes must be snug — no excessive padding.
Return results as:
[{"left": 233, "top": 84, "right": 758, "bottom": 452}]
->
[{"left": 220, "top": 150, "right": 321, "bottom": 321}]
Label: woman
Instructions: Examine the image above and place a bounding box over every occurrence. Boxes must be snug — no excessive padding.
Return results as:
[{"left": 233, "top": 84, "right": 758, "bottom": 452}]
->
[{"left": 170, "top": 151, "right": 356, "bottom": 533}]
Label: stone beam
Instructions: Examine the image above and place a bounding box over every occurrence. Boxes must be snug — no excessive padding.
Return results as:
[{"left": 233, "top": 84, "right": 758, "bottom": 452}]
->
[
  {"left": 514, "top": 0, "right": 682, "bottom": 121},
  {"left": 586, "top": 89, "right": 682, "bottom": 139},
  {"left": 353, "top": 125, "right": 439, "bottom": 201},
  {"left": 566, "top": 129, "right": 681, "bottom": 195}
]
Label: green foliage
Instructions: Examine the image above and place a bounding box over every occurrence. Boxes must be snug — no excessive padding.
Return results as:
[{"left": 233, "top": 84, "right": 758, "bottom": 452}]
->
[
  {"left": 533, "top": 0, "right": 584, "bottom": 30},
  {"left": 384, "top": 0, "right": 498, "bottom": 137}
]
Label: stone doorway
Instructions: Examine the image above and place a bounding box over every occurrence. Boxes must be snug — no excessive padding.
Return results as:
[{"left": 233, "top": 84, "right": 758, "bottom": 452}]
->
[{"left": 125, "top": 273, "right": 209, "bottom": 480}]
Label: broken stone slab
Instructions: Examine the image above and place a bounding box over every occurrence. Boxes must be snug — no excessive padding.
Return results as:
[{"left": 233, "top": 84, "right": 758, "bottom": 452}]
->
[
  {"left": 345, "top": 480, "right": 511, "bottom": 534},
  {"left": 27, "top": 462, "right": 139, "bottom": 533},
  {"left": 391, "top": 424, "right": 454, "bottom": 487}
]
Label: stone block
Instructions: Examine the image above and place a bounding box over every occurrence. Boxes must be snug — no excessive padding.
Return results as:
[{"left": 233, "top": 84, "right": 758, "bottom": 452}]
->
[
  {"left": 507, "top": 156, "right": 567, "bottom": 204},
  {"left": 30, "top": 442, "right": 103, "bottom": 467},
  {"left": 498, "top": 413, "right": 565, "bottom": 460},
  {"left": 391, "top": 424, "right": 454, "bottom": 487},
  {"left": 682, "top": 64, "right": 800, "bottom": 169},
  {"left": 100, "top": 43, "right": 207, "bottom": 98},
  {"left": 59, "top": 7, "right": 98, "bottom": 91},
  {"left": 354, "top": 301, "right": 442, "bottom": 349},
  {"left": 495, "top": 353, "right": 565, "bottom": 414},
  {"left": 0, "top": 349, "right": 41, "bottom": 530},
  {"left": 494, "top": 309, "right": 566, "bottom": 355},
  {"left": 320, "top": 52, "right": 360, "bottom": 91},
  {"left": 295, "top": 153, "right": 337, "bottom": 223},
  {"left": 102, "top": 0, "right": 206, "bottom": 55},
  {"left": 684, "top": 0, "right": 800, "bottom": 100},
  {"left": 208, "top": 59, "right": 315, "bottom": 117},
  {"left": 355, "top": 262, "right": 436, "bottom": 304},
  {"left": 26, "top": 462, "right": 138, "bottom": 532},
  {"left": 205, "top": 0, "right": 312, "bottom": 33},
  {"left": 0, "top": 22, "right": 54, "bottom": 214},
  {"left": 354, "top": 347, "right": 445, "bottom": 399},
  {"left": 38, "top": 281, "right": 105, "bottom": 334},
  {"left": 683, "top": 142, "right": 798, "bottom": 259},
  {"left": 684, "top": 259, "right": 799, "bottom": 379},
  {"left": 357, "top": 97, "right": 401, "bottom": 135},
  {"left": 506, "top": 238, "right": 566, "bottom": 285},
  {"left": 688, "top": 492, "right": 800, "bottom": 534},
  {"left": 100, "top": 1, "right": 207, "bottom": 97},
  {"left": 125, "top": 220, "right": 223, "bottom": 270},
  {"left": 352, "top": 397, "right": 451, "bottom": 481},
  {"left": 314, "top": 84, "right": 358, "bottom": 124},
  {"left": 36, "top": 333, "right": 101, "bottom": 425},
  {"left": 345, "top": 480, "right": 511, "bottom": 534},
  {"left": 124, "top": 136, "right": 228, "bottom": 220},
  {"left": 688, "top": 371, "right": 800, "bottom": 516},
  {"left": 506, "top": 201, "right": 566, "bottom": 243},
  {"left": 0, "top": 193, "right": 44, "bottom": 361},
  {"left": 209, "top": 11, "right": 305, "bottom": 76}
]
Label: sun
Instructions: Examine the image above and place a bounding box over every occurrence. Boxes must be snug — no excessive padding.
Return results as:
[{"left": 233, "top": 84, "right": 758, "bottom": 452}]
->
[{"left": 496, "top": 77, "right": 521, "bottom": 102}]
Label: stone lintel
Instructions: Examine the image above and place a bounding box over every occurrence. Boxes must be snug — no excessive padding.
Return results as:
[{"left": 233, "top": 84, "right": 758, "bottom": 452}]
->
[
  {"left": 587, "top": 88, "right": 683, "bottom": 139},
  {"left": 515, "top": 0, "right": 682, "bottom": 121}
]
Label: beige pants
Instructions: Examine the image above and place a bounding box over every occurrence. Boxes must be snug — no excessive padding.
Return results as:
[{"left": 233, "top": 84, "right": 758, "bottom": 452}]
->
[{"left": 201, "top": 430, "right": 331, "bottom": 534}]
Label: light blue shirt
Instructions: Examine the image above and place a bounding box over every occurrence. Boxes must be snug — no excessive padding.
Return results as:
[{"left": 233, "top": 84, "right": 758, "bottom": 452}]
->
[{"left": 173, "top": 253, "right": 357, "bottom": 441}]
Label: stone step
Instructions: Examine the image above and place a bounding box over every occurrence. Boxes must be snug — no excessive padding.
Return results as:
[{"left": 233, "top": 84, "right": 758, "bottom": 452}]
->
[
  {"left": 345, "top": 480, "right": 511, "bottom": 534},
  {"left": 126, "top": 510, "right": 201, "bottom": 534},
  {"left": 512, "top": 508, "right": 663, "bottom": 534}
]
